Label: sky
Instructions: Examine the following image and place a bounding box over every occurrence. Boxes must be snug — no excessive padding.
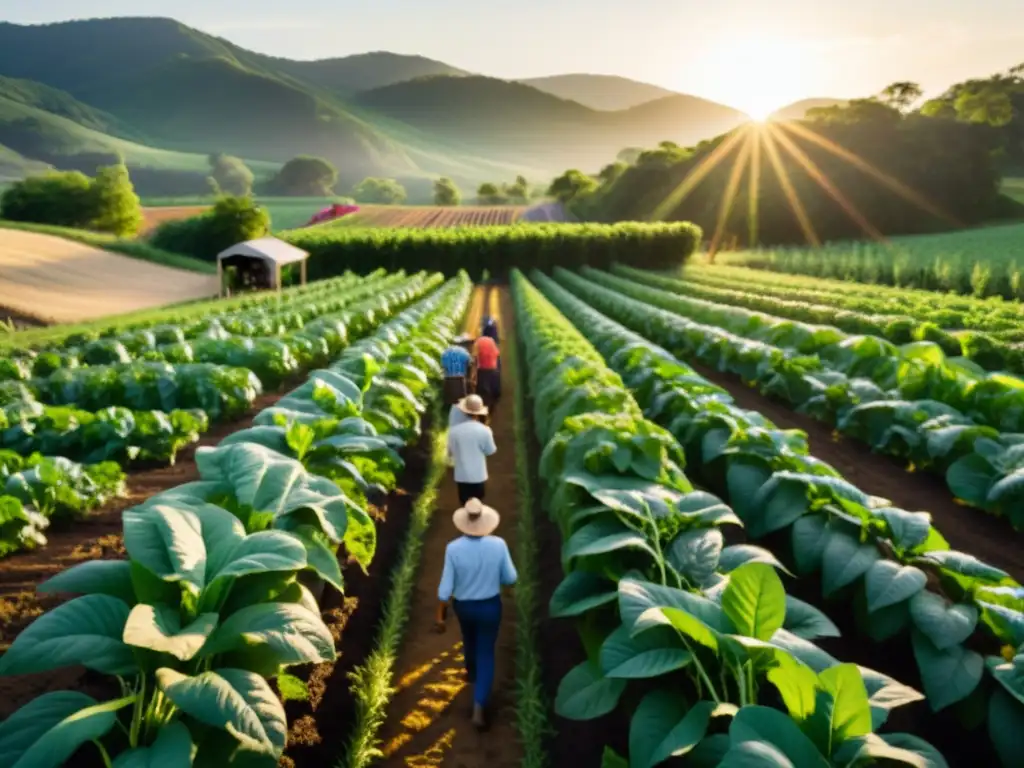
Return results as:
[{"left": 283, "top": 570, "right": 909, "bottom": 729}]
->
[{"left": 3, "top": 0, "right": 1024, "bottom": 117}]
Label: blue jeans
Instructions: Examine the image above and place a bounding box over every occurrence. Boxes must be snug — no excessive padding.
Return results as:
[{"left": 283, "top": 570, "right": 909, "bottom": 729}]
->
[{"left": 453, "top": 595, "right": 502, "bottom": 706}]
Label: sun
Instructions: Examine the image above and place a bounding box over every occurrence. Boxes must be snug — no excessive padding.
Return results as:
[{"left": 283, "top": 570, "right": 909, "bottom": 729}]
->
[{"left": 699, "top": 35, "right": 813, "bottom": 122}]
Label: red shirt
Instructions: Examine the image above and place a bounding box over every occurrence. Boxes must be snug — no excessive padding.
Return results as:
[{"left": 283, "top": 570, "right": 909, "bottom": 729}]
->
[{"left": 474, "top": 336, "right": 500, "bottom": 370}]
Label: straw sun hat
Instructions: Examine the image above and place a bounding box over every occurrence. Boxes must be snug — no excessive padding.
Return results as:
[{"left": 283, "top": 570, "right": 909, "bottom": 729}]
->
[
  {"left": 453, "top": 498, "right": 501, "bottom": 536},
  {"left": 456, "top": 394, "right": 488, "bottom": 416}
]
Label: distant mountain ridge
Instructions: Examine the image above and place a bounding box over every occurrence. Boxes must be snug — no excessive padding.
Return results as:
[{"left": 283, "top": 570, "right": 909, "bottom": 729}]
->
[
  {"left": 518, "top": 74, "right": 679, "bottom": 110},
  {"left": 0, "top": 16, "right": 762, "bottom": 197}
]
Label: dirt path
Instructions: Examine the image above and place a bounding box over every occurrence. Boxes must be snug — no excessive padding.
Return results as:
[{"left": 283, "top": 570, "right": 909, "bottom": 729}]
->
[
  {"left": 0, "top": 228, "right": 217, "bottom": 323},
  {"left": 375, "top": 286, "right": 522, "bottom": 767},
  {"left": 690, "top": 363, "right": 1024, "bottom": 583}
]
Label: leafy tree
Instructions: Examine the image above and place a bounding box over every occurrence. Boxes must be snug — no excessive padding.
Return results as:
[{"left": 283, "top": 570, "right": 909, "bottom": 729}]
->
[
  {"left": 353, "top": 177, "right": 407, "bottom": 204},
  {"left": 598, "top": 162, "right": 628, "bottom": 184},
  {"left": 87, "top": 163, "right": 143, "bottom": 236},
  {"left": 433, "top": 177, "right": 461, "bottom": 206},
  {"left": 0, "top": 171, "right": 94, "bottom": 229},
  {"left": 547, "top": 169, "right": 598, "bottom": 203},
  {"left": 0, "top": 164, "right": 142, "bottom": 235},
  {"left": 477, "top": 182, "right": 506, "bottom": 205},
  {"left": 268, "top": 156, "right": 338, "bottom": 196},
  {"left": 208, "top": 153, "right": 254, "bottom": 197},
  {"left": 617, "top": 147, "right": 644, "bottom": 165},
  {"left": 504, "top": 175, "right": 530, "bottom": 202},
  {"left": 880, "top": 82, "right": 923, "bottom": 112},
  {"left": 151, "top": 196, "right": 270, "bottom": 260}
]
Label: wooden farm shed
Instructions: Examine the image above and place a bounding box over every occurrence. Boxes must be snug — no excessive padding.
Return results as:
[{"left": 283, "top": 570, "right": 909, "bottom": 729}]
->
[{"left": 216, "top": 237, "right": 308, "bottom": 296}]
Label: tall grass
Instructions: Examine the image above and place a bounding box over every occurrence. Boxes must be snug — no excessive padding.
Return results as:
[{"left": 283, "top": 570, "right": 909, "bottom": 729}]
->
[
  {"left": 509, "top": 323, "right": 550, "bottom": 768},
  {"left": 716, "top": 221, "right": 1024, "bottom": 299}
]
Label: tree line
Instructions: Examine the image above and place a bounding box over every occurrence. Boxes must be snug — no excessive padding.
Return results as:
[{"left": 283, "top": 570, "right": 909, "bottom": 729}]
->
[{"left": 547, "top": 65, "right": 1024, "bottom": 248}]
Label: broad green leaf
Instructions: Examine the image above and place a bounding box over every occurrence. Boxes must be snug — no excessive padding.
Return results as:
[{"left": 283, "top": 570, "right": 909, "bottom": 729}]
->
[
  {"left": 878, "top": 508, "right": 932, "bottom": 552},
  {"left": 563, "top": 518, "right": 658, "bottom": 563},
  {"left": 192, "top": 442, "right": 360, "bottom": 542},
  {"left": 554, "top": 661, "right": 626, "bottom": 720},
  {"left": 599, "top": 624, "right": 692, "bottom": 679},
  {"left": 747, "top": 478, "right": 810, "bottom": 538},
  {"left": 550, "top": 571, "right": 617, "bottom": 618},
  {"left": 821, "top": 532, "right": 880, "bottom": 597},
  {"left": 769, "top": 629, "right": 838, "bottom": 673},
  {"left": 123, "top": 603, "right": 218, "bottom": 661},
  {"left": 790, "top": 516, "right": 829, "bottom": 576},
  {"left": 638, "top": 606, "right": 719, "bottom": 651},
  {"left": 201, "top": 602, "right": 335, "bottom": 666},
  {"left": 618, "top": 577, "right": 731, "bottom": 633},
  {"left": 37, "top": 560, "right": 135, "bottom": 603},
  {"left": 630, "top": 691, "right": 717, "bottom": 768},
  {"left": 987, "top": 656, "right": 1024, "bottom": 706},
  {"left": 718, "top": 545, "right": 788, "bottom": 574},
  {"left": 864, "top": 561, "right": 927, "bottom": 612},
  {"left": 910, "top": 630, "right": 984, "bottom": 710},
  {"left": 815, "top": 664, "right": 873, "bottom": 752},
  {"left": 918, "top": 550, "right": 1009, "bottom": 583},
  {"left": 859, "top": 666, "right": 925, "bottom": 728},
  {"left": 112, "top": 721, "right": 194, "bottom": 767},
  {"left": 0, "top": 594, "right": 134, "bottom": 676},
  {"left": 600, "top": 746, "right": 629, "bottom": 768},
  {"left": 0, "top": 692, "right": 133, "bottom": 768},
  {"left": 290, "top": 526, "right": 344, "bottom": 593},
  {"left": 783, "top": 596, "right": 840, "bottom": 640},
  {"left": 834, "top": 733, "right": 948, "bottom": 768},
  {"left": 728, "top": 706, "right": 827, "bottom": 766},
  {"left": 989, "top": 687, "right": 1024, "bottom": 768},
  {"left": 722, "top": 563, "right": 786, "bottom": 641},
  {"left": 908, "top": 592, "right": 978, "bottom": 651},
  {"left": 667, "top": 528, "right": 723, "bottom": 586},
  {"left": 718, "top": 741, "right": 796, "bottom": 767},
  {"left": 156, "top": 667, "right": 287, "bottom": 756},
  {"left": 766, "top": 653, "right": 818, "bottom": 722}
]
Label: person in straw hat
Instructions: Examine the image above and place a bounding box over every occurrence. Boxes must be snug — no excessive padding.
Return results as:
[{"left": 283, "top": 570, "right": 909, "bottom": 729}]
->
[
  {"left": 447, "top": 394, "right": 496, "bottom": 505},
  {"left": 435, "top": 497, "right": 517, "bottom": 730}
]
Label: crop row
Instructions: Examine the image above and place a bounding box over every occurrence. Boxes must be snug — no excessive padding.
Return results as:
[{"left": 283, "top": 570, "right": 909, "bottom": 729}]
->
[
  {"left": 512, "top": 269, "right": 938, "bottom": 767},
  {"left": 0, "top": 270, "right": 408, "bottom": 380},
  {"left": 676, "top": 264, "right": 1024, "bottom": 343},
  {"left": 0, "top": 270, "right": 374, "bottom": 354},
  {"left": 542, "top": 268, "right": 1024, "bottom": 766},
  {"left": 0, "top": 273, "right": 445, "bottom": 559},
  {"left": 716, "top": 224, "right": 1024, "bottom": 300},
  {"left": 0, "top": 273, "right": 470, "bottom": 766},
  {"left": 585, "top": 268, "right": 1024, "bottom": 529},
  {"left": 616, "top": 264, "right": 1024, "bottom": 367}
]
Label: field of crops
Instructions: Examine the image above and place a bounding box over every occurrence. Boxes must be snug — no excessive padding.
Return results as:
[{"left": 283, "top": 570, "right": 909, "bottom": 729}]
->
[
  {"left": 3, "top": 248, "right": 1022, "bottom": 767},
  {"left": 716, "top": 221, "right": 1024, "bottom": 299},
  {"left": 315, "top": 204, "right": 531, "bottom": 229}
]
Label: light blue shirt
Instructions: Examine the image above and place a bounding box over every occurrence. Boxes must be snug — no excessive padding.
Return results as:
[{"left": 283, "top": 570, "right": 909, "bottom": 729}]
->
[
  {"left": 441, "top": 346, "right": 472, "bottom": 377},
  {"left": 438, "top": 535, "right": 518, "bottom": 601},
  {"left": 447, "top": 421, "right": 497, "bottom": 483}
]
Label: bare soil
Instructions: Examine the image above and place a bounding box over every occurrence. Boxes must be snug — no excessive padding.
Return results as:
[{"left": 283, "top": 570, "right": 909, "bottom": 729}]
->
[
  {"left": 0, "top": 228, "right": 217, "bottom": 323},
  {"left": 139, "top": 206, "right": 209, "bottom": 235},
  {"left": 372, "top": 286, "right": 524, "bottom": 767}
]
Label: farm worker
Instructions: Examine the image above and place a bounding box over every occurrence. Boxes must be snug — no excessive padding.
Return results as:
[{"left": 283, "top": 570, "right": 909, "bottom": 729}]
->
[
  {"left": 435, "top": 497, "right": 517, "bottom": 731},
  {"left": 447, "top": 395, "right": 496, "bottom": 505},
  {"left": 480, "top": 315, "right": 499, "bottom": 344},
  {"left": 441, "top": 334, "right": 476, "bottom": 406},
  {"left": 473, "top": 333, "right": 501, "bottom": 407}
]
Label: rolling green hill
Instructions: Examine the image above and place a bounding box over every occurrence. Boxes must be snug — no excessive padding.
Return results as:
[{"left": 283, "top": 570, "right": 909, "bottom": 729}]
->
[
  {"left": 518, "top": 74, "right": 679, "bottom": 111},
  {"left": 352, "top": 75, "right": 749, "bottom": 169},
  {"left": 0, "top": 16, "right": 752, "bottom": 193}
]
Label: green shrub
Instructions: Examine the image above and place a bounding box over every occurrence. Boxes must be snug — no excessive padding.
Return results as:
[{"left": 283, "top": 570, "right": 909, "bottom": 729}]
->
[
  {"left": 960, "top": 332, "right": 1011, "bottom": 370},
  {"left": 281, "top": 221, "right": 702, "bottom": 280},
  {"left": 882, "top": 317, "right": 915, "bottom": 345},
  {"left": 353, "top": 177, "right": 407, "bottom": 205},
  {"left": 266, "top": 156, "right": 338, "bottom": 196},
  {"left": 913, "top": 322, "right": 963, "bottom": 356},
  {"left": 151, "top": 195, "right": 270, "bottom": 260},
  {"left": 433, "top": 177, "right": 461, "bottom": 206},
  {"left": 0, "top": 165, "right": 142, "bottom": 236}
]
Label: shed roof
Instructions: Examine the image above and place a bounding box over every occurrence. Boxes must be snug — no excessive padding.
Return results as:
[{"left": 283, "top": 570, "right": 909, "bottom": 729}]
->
[{"left": 217, "top": 237, "right": 308, "bottom": 266}]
